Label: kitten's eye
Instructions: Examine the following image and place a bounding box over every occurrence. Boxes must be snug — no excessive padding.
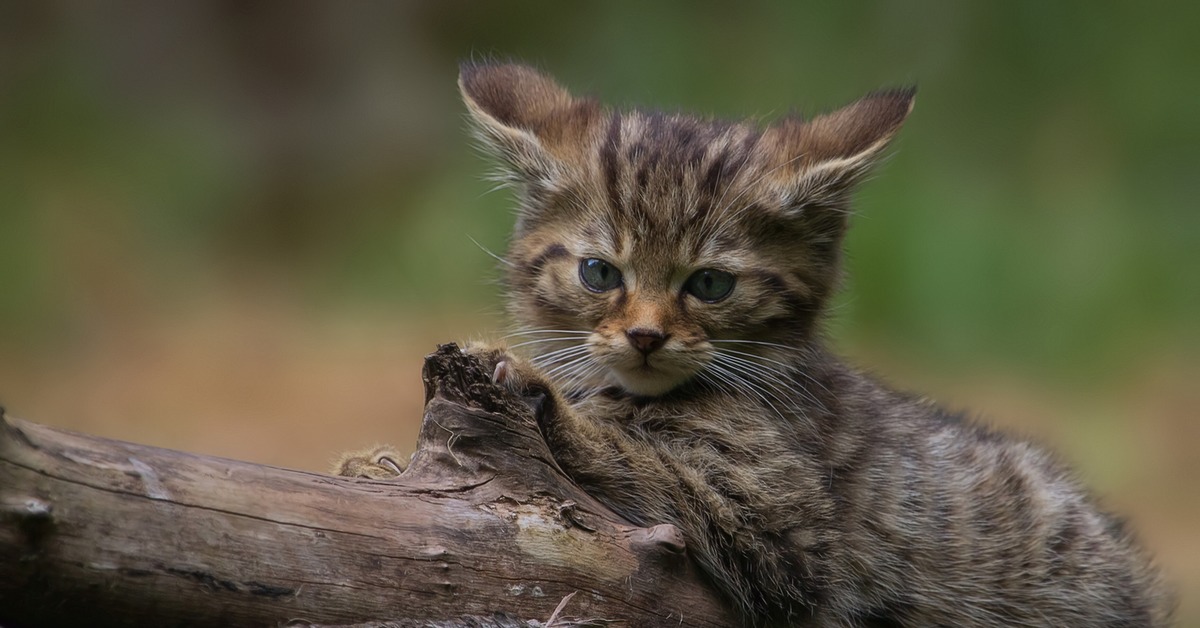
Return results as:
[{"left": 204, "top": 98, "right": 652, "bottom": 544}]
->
[
  {"left": 684, "top": 268, "right": 735, "bottom": 302},
  {"left": 579, "top": 258, "right": 623, "bottom": 292}
]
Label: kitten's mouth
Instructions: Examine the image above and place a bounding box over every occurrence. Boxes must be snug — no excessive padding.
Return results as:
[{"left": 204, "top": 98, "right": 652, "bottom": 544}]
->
[
  {"left": 610, "top": 360, "right": 693, "bottom": 397},
  {"left": 589, "top": 341, "right": 702, "bottom": 397},
  {"left": 631, "top": 364, "right": 661, "bottom": 379}
]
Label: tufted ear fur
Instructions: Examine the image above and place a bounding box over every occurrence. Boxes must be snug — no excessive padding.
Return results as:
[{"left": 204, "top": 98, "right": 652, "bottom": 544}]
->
[
  {"left": 459, "top": 62, "right": 602, "bottom": 187},
  {"left": 763, "top": 87, "right": 916, "bottom": 213}
]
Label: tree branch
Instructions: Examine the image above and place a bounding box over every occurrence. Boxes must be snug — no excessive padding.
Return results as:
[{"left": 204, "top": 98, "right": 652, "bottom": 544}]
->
[{"left": 0, "top": 344, "right": 736, "bottom": 627}]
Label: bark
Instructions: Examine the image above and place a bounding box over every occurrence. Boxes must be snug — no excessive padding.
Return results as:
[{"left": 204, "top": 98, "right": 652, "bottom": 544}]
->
[{"left": 0, "top": 344, "right": 736, "bottom": 627}]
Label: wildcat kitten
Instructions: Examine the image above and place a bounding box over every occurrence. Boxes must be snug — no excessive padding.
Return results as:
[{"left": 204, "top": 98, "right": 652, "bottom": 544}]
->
[{"left": 340, "top": 63, "right": 1172, "bottom": 627}]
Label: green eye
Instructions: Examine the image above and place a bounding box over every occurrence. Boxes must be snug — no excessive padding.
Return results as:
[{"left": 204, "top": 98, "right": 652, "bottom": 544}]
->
[
  {"left": 579, "top": 258, "right": 623, "bottom": 292},
  {"left": 684, "top": 268, "right": 735, "bottom": 302}
]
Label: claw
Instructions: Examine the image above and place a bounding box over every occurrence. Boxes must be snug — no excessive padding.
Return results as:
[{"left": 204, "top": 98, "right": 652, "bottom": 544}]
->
[
  {"left": 493, "top": 360, "right": 509, "bottom": 384},
  {"left": 378, "top": 456, "right": 404, "bottom": 475}
]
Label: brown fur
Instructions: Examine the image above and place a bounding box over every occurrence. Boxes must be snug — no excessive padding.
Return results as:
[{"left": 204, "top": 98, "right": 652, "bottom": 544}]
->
[{"left": 341, "top": 62, "right": 1173, "bottom": 627}]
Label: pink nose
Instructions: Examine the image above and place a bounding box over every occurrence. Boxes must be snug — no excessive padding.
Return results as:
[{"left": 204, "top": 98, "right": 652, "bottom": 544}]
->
[{"left": 626, "top": 328, "right": 668, "bottom": 354}]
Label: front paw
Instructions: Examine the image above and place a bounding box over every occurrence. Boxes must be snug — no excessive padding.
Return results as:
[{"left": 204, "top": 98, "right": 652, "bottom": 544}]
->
[
  {"left": 463, "top": 341, "right": 555, "bottom": 411},
  {"left": 333, "top": 444, "right": 407, "bottom": 479}
]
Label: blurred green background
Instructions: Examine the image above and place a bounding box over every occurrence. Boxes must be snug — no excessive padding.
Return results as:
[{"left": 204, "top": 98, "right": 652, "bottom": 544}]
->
[{"left": 1, "top": 1, "right": 1196, "bottom": 620}]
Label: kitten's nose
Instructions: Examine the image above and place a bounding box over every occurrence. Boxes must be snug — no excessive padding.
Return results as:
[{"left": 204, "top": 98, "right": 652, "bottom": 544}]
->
[{"left": 626, "top": 328, "right": 668, "bottom": 354}]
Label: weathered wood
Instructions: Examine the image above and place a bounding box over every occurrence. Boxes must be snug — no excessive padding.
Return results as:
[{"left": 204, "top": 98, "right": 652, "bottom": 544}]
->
[{"left": 0, "top": 344, "right": 736, "bottom": 627}]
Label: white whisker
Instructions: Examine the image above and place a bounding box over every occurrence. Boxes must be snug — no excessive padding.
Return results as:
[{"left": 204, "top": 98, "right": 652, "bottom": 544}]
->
[
  {"left": 511, "top": 337, "right": 588, "bottom": 350},
  {"left": 713, "top": 352, "right": 795, "bottom": 394},
  {"left": 713, "top": 345, "right": 796, "bottom": 370},
  {"left": 710, "top": 355, "right": 795, "bottom": 408},
  {"left": 504, "top": 328, "right": 592, "bottom": 339},
  {"left": 710, "top": 339, "right": 800, "bottom": 351},
  {"left": 543, "top": 352, "right": 596, "bottom": 380},
  {"left": 530, "top": 343, "right": 591, "bottom": 362},
  {"left": 712, "top": 352, "right": 824, "bottom": 416},
  {"left": 531, "top": 345, "right": 592, "bottom": 366},
  {"left": 560, "top": 361, "right": 606, "bottom": 395},
  {"left": 705, "top": 361, "right": 788, "bottom": 423},
  {"left": 467, "top": 234, "right": 514, "bottom": 268},
  {"left": 712, "top": 340, "right": 829, "bottom": 386}
]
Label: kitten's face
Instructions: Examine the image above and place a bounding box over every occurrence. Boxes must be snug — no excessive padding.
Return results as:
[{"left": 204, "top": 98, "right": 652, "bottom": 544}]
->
[
  {"left": 504, "top": 118, "right": 826, "bottom": 396},
  {"left": 460, "top": 63, "right": 913, "bottom": 397}
]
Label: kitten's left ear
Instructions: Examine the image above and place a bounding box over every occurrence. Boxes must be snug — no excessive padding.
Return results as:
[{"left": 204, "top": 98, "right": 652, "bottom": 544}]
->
[
  {"left": 764, "top": 87, "right": 916, "bottom": 211},
  {"left": 459, "top": 62, "right": 601, "bottom": 184}
]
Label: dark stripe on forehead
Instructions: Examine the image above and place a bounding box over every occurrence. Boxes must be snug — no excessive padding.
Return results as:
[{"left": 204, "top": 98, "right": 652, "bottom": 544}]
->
[
  {"left": 692, "top": 131, "right": 760, "bottom": 230},
  {"left": 601, "top": 113, "right": 623, "bottom": 214},
  {"left": 635, "top": 158, "right": 651, "bottom": 192},
  {"left": 688, "top": 145, "right": 733, "bottom": 231},
  {"left": 720, "top": 131, "right": 762, "bottom": 208},
  {"left": 701, "top": 147, "right": 731, "bottom": 197}
]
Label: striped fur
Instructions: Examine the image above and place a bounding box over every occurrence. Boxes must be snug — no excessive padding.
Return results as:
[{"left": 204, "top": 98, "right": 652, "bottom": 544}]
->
[{"left": 459, "top": 62, "right": 1173, "bottom": 627}]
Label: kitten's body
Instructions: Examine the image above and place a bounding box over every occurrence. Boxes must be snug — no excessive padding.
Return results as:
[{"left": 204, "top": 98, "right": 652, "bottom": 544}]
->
[
  {"left": 534, "top": 354, "right": 1161, "bottom": 626},
  {"left": 340, "top": 63, "right": 1171, "bottom": 627}
]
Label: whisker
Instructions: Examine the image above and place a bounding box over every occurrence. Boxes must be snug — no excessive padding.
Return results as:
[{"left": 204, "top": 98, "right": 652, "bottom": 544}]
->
[
  {"left": 504, "top": 328, "right": 593, "bottom": 337},
  {"left": 693, "top": 370, "right": 725, "bottom": 396},
  {"left": 713, "top": 346, "right": 832, "bottom": 407},
  {"left": 710, "top": 339, "right": 801, "bottom": 351},
  {"left": 712, "top": 352, "right": 823, "bottom": 416},
  {"left": 710, "top": 355, "right": 796, "bottom": 408},
  {"left": 711, "top": 341, "right": 825, "bottom": 383},
  {"left": 712, "top": 346, "right": 801, "bottom": 373},
  {"left": 467, "top": 234, "right": 514, "bottom": 268},
  {"left": 712, "top": 352, "right": 795, "bottom": 394},
  {"left": 696, "top": 366, "right": 737, "bottom": 394},
  {"left": 530, "top": 343, "right": 591, "bottom": 362},
  {"left": 555, "top": 361, "right": 606, "bottom": 397},
  {"left": 530, "top": 345, "right": 592, "bottom": 366},
  {"left": 543, "top": 352, "right": 596, "bottom": 381},
  {"left": 559, "top": 361, "right": 606, "bottom": 395},
  {"left": 705, "top": 361, "right": 788, "bottom": 423},
  {"left": 511, "top": 337, "right": 589, "bottom": 350}
]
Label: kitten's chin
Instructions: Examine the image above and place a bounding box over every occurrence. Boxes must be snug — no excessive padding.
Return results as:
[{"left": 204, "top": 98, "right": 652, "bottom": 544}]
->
[{"left": 610, "top": 366, "right": 690, "bottom": 398}]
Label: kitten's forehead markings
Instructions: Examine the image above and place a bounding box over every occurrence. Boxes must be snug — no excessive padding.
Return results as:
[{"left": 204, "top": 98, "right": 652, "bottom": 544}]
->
[{"left": 599, "top": 112, "right": 625, "bottom": 219}]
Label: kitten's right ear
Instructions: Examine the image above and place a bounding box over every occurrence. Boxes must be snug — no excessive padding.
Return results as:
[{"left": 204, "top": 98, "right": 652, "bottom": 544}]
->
[
  {"left": 764, "top": 87, "right": 916, "bottom": 211},
  {"left": 459, "top": 62, "right": 600, "bottom": 184}
]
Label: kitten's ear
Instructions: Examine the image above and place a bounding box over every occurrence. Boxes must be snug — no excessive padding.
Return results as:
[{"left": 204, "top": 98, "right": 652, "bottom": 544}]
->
[
  {"left": 459, "top": 62, "right": 601, "bottom": 184},
  {"left": 764, "top": 87, "right": 916, "bottom": 211}
]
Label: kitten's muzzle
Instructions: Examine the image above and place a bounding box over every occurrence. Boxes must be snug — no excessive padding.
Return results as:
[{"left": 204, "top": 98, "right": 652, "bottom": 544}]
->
[{"left": 626, "top": 328, "right": 668, "bottom": 355}]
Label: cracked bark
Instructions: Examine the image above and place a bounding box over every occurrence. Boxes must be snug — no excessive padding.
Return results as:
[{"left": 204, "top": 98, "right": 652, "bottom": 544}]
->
[{"left": 0, "top": 344, "right": 736, "bottom": 627}]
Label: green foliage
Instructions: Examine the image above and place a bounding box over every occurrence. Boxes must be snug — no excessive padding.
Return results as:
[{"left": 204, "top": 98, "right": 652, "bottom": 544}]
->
[{"left": 1, "top": 1, "right": 1196, "bottom": 380}]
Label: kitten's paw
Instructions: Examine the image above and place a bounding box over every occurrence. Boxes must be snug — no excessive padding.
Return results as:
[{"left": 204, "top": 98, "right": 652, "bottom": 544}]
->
[
  {"left": 333, "top": 445, "right": 407, "bottom": 479},
  {"left": 463, "top": 341, "right": 553, "bottom": 403},
  {"left": 461, "top": 340, "right": 509, "bottom": 374}
]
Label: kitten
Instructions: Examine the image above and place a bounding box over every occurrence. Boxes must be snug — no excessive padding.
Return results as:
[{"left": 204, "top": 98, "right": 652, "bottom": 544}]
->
[{"left": 343, "top": 63, "right": 1173, "bottom": 627}]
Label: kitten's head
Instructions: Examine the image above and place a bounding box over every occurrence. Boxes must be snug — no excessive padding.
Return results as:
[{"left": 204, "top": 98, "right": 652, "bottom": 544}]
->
[{"left": 461, "top": 62, "right": 913, "bottom": 397}]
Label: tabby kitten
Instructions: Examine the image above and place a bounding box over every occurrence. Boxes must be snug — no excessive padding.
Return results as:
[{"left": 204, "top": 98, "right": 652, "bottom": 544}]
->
[{"left": 345, "top": 62, "right": 1173, "bottom": 627}]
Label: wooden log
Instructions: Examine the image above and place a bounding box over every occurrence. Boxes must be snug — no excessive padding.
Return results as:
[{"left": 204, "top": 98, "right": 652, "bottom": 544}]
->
[{"left": 0, "top": 344, "right": 736, "bottom": 627}]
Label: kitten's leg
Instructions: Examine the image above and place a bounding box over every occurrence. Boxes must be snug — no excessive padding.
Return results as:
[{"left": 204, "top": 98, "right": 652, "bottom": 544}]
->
[{"left": 332, "top": 444, "right": 407, "bottom": 479}]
